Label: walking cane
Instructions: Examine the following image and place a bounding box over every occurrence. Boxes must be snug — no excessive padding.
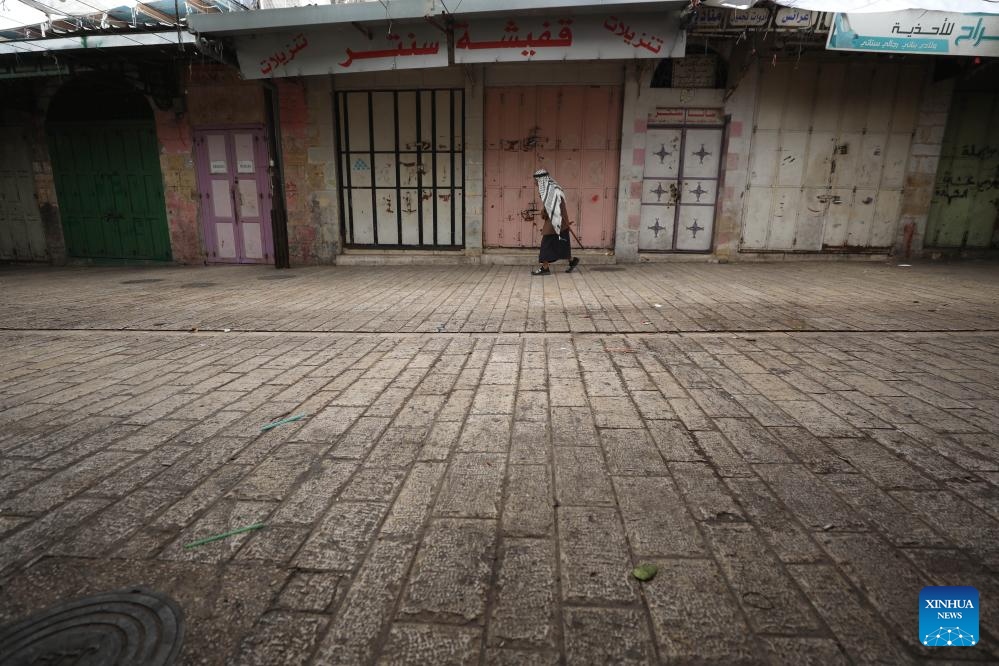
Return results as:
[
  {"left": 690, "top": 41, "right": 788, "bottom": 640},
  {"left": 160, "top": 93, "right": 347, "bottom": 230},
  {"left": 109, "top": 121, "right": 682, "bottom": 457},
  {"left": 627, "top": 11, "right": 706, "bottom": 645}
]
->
[{"left": 567, "top": 225, "right": 584, "bottom": 250}]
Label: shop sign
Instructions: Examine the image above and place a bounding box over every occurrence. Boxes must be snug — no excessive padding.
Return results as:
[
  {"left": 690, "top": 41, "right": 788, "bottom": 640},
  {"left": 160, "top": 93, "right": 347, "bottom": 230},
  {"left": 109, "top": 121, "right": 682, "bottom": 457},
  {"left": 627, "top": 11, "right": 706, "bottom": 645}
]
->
[
  {"left": 827, "top": 10, "right": 999, "bottom": 56},
  {"left": 235, "top": 23, "right": 447, "bottom": 79},
  {"left": 452, "top": 12, "right": 685, "bottom": 63}
]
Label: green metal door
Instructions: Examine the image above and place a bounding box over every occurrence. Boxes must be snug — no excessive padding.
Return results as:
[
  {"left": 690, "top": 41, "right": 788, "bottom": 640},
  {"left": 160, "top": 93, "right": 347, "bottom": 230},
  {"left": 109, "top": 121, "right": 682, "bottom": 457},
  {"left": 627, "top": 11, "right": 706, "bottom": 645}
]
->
[
  {"left": 48, "top": 121, "right": 172, "bottom": 261},
  {"left": 925, "top": 91, "right": 999, "bottom": 249}
]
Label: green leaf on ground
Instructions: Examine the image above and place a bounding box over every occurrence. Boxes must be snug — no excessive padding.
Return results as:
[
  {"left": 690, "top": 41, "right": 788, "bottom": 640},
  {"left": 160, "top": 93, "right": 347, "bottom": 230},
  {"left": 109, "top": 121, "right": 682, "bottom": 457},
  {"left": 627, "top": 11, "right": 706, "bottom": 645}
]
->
[{"left": 632, "top": 563, "right": 658, "bottom": 581}]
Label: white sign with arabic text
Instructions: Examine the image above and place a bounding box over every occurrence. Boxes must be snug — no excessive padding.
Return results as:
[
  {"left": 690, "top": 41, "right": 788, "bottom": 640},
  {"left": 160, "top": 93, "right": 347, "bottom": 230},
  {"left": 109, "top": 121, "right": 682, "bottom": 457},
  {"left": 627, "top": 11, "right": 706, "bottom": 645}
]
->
[
  {"left": 827, "top": 10, "right": 999, "bottom": 56},
  {"left": 453, "top": 13, "right": 685, "bottom": 63},
  {"left": 235, "top": 23, "right": 447, "bottom": 79}
]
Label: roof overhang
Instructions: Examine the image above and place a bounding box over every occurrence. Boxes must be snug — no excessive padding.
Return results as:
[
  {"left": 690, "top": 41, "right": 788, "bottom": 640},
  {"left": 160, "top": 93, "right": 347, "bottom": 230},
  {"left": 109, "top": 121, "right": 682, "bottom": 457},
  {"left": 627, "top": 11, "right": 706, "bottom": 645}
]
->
[
  {"left": 188, "top": 0, "right": 688, "bottom": 35},
  {"left": 0, "top": 31, "right": 194, "bottom": 55}
]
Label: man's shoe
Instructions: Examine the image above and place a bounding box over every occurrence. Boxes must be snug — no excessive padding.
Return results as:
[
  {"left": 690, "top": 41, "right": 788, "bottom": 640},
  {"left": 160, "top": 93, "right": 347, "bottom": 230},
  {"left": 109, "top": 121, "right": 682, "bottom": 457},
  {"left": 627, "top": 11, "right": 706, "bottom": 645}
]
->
[
  {"left": 531, "top": 266, "right": 551, "bottom": 276},
  {"left": 566, "top": 257, "right": 580, "bottom": 273}
]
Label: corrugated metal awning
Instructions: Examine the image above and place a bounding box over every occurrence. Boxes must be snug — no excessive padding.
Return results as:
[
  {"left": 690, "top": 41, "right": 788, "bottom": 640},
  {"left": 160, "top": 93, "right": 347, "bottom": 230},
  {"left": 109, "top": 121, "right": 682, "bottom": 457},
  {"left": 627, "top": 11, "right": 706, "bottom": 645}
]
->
[{"left": 188, "top": 0, "right": 687, "bottom": 35}]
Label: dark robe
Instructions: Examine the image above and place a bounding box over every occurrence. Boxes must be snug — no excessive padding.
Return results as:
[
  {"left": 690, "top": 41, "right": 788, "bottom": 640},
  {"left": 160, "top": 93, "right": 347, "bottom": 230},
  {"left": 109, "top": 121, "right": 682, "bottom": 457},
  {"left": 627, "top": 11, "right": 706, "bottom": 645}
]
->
[{"left": 538, "top": 200, "right": 573, "bottom": 264}]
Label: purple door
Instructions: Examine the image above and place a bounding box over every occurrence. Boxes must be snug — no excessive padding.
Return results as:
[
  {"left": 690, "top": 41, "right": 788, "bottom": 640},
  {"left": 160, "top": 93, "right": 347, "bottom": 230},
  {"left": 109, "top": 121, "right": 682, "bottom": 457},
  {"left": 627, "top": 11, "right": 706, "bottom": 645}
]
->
[{"left": 194, "top": 127, "right": 274, "bottom": 264}]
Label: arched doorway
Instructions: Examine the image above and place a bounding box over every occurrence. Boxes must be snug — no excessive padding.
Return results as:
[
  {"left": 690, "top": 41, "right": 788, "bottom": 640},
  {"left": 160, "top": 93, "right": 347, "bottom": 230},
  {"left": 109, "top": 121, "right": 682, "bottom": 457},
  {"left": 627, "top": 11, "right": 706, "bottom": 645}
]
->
[{"left": 47, "top": 76, "right": 172, "bottom": 261}]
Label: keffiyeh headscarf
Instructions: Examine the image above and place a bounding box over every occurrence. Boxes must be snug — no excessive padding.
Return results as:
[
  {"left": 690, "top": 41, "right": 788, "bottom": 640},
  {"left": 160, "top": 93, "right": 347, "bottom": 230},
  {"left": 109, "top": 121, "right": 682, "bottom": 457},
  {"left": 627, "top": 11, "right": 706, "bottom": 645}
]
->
[{"left": 534, "top": 168, "right": 565, "bottom": 235}]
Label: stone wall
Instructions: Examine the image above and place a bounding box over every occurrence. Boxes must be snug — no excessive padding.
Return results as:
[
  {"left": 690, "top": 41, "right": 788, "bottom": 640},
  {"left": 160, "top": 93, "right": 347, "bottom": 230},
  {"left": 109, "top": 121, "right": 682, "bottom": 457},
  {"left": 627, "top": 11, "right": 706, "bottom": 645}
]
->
[
  {"left": 278, "top": 77, "right": 339, "bottom": 265},
  {"left": 895, "top": 73, "right": 954, "bottom": 259}
]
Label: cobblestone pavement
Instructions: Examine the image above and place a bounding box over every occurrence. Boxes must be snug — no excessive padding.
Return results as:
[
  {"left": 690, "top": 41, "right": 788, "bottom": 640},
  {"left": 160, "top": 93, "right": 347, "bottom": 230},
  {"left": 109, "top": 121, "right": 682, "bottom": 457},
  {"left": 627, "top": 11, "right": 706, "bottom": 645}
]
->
[
  {"left": 1, "top": 261, "right": 998, "bottom": 333},
  {"left": 1, "top": 263, "right": 999, "bottom": 664}
]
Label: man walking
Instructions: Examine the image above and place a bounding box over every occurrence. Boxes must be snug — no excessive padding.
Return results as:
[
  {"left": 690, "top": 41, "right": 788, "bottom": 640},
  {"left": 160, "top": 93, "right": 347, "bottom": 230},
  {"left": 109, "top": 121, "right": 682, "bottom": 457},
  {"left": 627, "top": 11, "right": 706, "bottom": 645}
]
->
[{"left": 531, "top": 168, "right": 580, "bottom": 276}]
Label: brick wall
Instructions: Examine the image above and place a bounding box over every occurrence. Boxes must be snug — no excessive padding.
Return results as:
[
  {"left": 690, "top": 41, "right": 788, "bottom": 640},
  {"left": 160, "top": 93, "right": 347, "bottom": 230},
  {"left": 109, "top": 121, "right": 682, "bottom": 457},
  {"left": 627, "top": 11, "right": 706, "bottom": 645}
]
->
[{"left": 278, "top": 77, "right": 338, "bottom": 265}]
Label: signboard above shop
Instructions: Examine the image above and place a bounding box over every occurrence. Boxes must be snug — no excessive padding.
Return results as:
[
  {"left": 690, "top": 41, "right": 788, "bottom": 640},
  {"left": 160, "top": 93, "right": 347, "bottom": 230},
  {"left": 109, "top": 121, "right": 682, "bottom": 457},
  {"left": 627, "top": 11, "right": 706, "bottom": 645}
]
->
[
  {"left": 235, "top": 22, "right": 447, "bottom": 79},
  {"left": 235, "top": 10, "right": 686, "bottom": 78},
  {"left": 827, "top": 10, "right": 999, "bottom": 56},
  {"left": 453, "top": 13, "right": 685, "bottom": 63},
  {"left": 691, "top": 6, "right": 830, "bottom": 32}
]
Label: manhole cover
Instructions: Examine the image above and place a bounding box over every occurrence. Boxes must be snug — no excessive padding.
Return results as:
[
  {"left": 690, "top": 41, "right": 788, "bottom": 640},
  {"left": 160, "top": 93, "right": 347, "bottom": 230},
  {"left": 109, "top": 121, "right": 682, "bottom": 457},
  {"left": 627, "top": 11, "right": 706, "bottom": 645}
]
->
[
  {"left": 0, "top": 588, "right": 184, "bottom": 666},
  {"left": 180, "top": 282, "right": 217, "bottom": 288},
  {"left": 120, "top": 279, "right": 164, "bottom": 284},
  {"left": 257, "top": 274, "right": 297, "bottom": 280},
  {"left": 588, "top": 266, "right": 624, "bottom": 272}
]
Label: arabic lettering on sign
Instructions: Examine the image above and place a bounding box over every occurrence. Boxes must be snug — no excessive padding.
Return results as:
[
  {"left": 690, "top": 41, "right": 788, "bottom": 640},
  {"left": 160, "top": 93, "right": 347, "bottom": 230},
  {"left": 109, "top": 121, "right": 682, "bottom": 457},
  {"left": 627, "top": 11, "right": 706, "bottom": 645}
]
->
[
  {"left": 602, "top": 15, "right": 665, "bottom": 54},
  {"left": 691, "top": 8, "right": 725, "bottom": 29},
  {"left": 339, "top": 32, "right": 442, "bottom": 69},
  {"left": 828, "top": 10, "right": 999, "bottom": 57},
  {"left": 453, "top": 12, "right": 683, "bottom": 63},
  {"left": 454, "top": 18, "right": 575, "bottom": 58},
  {"left": 728, "top": 8, "right": 770, "bottom": 28},
  {"left": 259, "top": 32, "right": 309, "bottom": 75},
  {"left": 774, "top": 8, "right": 816, "bottom": 30}
]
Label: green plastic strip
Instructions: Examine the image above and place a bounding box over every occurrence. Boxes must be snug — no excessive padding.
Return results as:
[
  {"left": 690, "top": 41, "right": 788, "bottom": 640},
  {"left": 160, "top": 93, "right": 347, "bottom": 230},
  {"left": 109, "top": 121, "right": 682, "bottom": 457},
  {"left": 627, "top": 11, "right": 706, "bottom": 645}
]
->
[
  {"left": 260, "top": 413, "right": 307, "bottom": 432},
  {"left": 184, "top": 523, "right": 266, "bottom": 549}
]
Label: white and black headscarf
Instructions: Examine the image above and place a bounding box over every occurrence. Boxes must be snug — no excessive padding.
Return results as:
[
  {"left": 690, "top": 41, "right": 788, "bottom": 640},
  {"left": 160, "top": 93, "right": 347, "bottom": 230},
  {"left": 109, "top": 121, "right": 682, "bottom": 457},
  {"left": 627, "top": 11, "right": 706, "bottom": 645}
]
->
[{"left": 534, "top": 168, "right": 565, "bottom": 235}]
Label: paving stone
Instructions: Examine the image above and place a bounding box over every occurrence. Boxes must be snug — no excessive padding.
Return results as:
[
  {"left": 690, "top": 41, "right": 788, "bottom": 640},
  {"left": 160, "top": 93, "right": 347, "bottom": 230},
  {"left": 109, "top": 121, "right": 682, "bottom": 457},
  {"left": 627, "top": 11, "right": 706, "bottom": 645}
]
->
[
  {"left": 731, "top": 393, "right": 798, "bottom": 427},
  {"left": 510, "top": 421, "right": 549, "bottom": 465},
  {"left": 488, "top": 538, "right": 557, "bottom": 648},
  {"left": 471, "top": 384, "right": 516, "bottom": 415},
  {"left": 276, "top": 572, "right": 345, "bottom": 612},
  {"left": 767, "top": 426, "right": 854, "bottom": 474},
  {"left": 775, "top": 400, "right": 861, "bottom": 438},
  {"left": 293, "top": 406, "right": 366, "bottom": 443},
  {"left": 153, "top": 463, "right": 249, "bottom": 530},
  {"left": 646, "top": 419, "right": 704, "bottom": 461},
  {"left": 160, "top": 498, "right": 274, "bottom": 564},
  {"left": 399, "top": 518, "right": 497, "bottom": 622},
  {"left": 229, "top": 442, "right": 327, "bottom": 502},
  {"left": 703, "top": 523, "right": 821, "bottom": 634},
  {"left": 889, "top": 489, "right": 999, "bottom": 565},
  {"left": 366, "top": 426, "right": 429, "bottom": 468},
  {"left": 0, "top": 498, "right": 110, "bottom": 573},
  {"left": 612, "top": 476, "right": 706, "bottom": 557},
  {"left": 515, "top": 391, "right": 549, "bottom": 422},
  {"left": 459, "top": 414, "right": 511, "bottom": 452},
  {"left": 438, "top": 389, "right": 475, "bottom": 421},
  {"left": 295, "top": 501, "right": 389, "bottom": 571},
  {"left": 713, "top": 417, "right": 795, "bottom": 463},
  {"left": 763, "top": 638, "right": 850, "bottom": 665},
  {"left": 590, "top": 397, "right": 642, "bottom": 429},
  {"left": 381, "top": 462, "right": 447, "bottom": 539},
  {"left": 553, "top": 447, "right": 615, "bottom": 506},
  {"left": 377, "top": 623, "right": 481, "bottom": 665},
  {"left": 668, "top": 398, "right": 714, "bottom": 431},
  {"left": 870, "top": 427, "right": 990, "bottom": 480},
  {"left": 550, "top": 407, "right": 598, "bottom": 447},
  {"left": 788, "top": 563, "right": 914, "bottom": 664},
  {"left": 436, "top": 452, "right": 505, "bottom": 518},
  {"left": 823, "top": 437, "right": 937, "bottom": 489},
  {"left": 723, "top": 480, "right": 819, "bottom": 567},
  {"left": 817, "top": 532, "right": 936, "bottom": 650},
  {"left": 643, "top": 559, "right": 755, "bottom": 662},
  {"left": 599, "top": 428, "right": 667, "bottom": 476},
  {"left": 557, "top": 507, "right": 636, "bottom": 604},
  {"left": 629, "top": 390, "right": 675, "bottom": 420},
  {"left": 823, "top": 473, "right": 945, "bottom": 548},
  {"left": 693, "top": 431, "right": 754, "bottom": 477},
  {"left": 339, "top": 467, "right": 407, "bottom": 502},
  {"left": 48, "top": 487, "right": 183, "bottom": 557},
  {"left": 503, "top": 465, "right": 553, "bottom": 537},
  {"left": 754, "top": 464, "right": 865, "bottom": 531},
  {"left": 562, "top": 608, "right": 656, "bottom": 665},
  {"left": 669, "top": 461, "right": 745, "bottom": 523},
  {"left": 270, "top": 459, "right": 358, "bottom": 525},
  {"left": 313, "top": 540, "right": 417, "bottom": 665},
  {"left": 484, "top": 649, "right": 559, "bottom": 666}
]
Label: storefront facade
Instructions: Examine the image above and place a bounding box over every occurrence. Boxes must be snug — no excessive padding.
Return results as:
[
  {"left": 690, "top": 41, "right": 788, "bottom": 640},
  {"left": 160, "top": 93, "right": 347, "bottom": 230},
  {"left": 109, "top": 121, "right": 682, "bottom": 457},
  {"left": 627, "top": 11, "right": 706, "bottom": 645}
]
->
[{"left": 2, "top": 2, "right": 996, "bottom": 266}]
